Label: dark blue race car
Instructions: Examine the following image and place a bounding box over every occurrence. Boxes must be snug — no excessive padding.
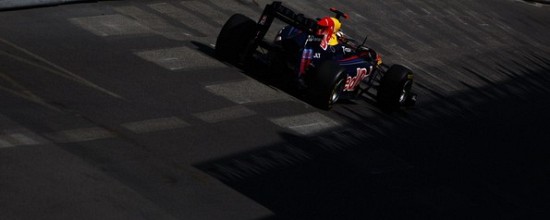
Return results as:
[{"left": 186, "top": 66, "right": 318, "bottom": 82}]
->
[{"left": 215, "top": 1, "right": 417, "bottom": 110}]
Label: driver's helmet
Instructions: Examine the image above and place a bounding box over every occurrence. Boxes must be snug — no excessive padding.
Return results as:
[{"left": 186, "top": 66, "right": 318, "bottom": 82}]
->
[{"left": 316, "top": 16, "right": 341, "bottom": 46}]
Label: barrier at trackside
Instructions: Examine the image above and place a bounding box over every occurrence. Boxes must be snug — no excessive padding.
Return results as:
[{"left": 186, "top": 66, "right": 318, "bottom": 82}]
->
[{"left": 0, "top": 0, "right": 89, "bottom": 10}]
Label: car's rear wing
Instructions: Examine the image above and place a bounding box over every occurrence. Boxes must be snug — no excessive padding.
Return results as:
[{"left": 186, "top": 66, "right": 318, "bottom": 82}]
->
[{"left": 256, "top": 1, "right": 319, "bottom": 41}]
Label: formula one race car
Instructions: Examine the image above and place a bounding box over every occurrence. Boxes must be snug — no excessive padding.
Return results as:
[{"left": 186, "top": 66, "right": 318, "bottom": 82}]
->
[{"left": 215, "top": 1, "right": 417, "bottom": 110}]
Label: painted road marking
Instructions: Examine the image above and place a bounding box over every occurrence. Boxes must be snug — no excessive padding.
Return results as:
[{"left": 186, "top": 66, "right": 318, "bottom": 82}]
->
[
  {"left": 270, "top": 112, "right": 340, "bottom": 136},
  {"left": 113, "top": 6, "right": 191, "bottom": 41},
  {"left": 205, "top": 80, "right": 291, "bottom": 104},
  {"left": 193, "top": 105, "right": 256, "bottom": 123},
  {"left": 0, "top": 138, "right": 11, "bottom": 148},
  {"left": 148, "top": 3, "right": 218, "bottom": 37},
  {"left": 201, "top": 0, "right": 259, "bottom": 19},
  {"left": 0, "top": 38, "right": 123, "bottom": 99},
  {"left": 0, "top": 71, "right": 63, "bottom": 112},
  {"left": 135, "top": 46, "right": 224, "bottom": 70},
  {"left": 0, "top": 133, "right": 42, "bottom": 148},
  {"left": 180, "top": 1, "right": 228, "bottom": 25},
  {"left": 121, "top": 117, "right": 190, "bottom": 133},
  {"left": 69, "top": 14, "right": 152, "bottom": 37},
  {"left": 43, "top": 127, "right": 115, "bottom": 143}
]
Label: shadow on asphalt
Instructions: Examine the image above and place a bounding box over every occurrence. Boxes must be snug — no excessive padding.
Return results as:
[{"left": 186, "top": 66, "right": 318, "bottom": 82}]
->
[
  {"left": 194, "top": 44, "right": 550, "bottom": 219},
  {"left": 191, "top": 40, "right": 303, "bottom": 97}
]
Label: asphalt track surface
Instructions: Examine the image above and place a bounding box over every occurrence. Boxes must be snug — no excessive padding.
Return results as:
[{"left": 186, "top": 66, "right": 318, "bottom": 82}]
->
[{"left": 1, "top": 0, "right": 549, "bottom": 219}]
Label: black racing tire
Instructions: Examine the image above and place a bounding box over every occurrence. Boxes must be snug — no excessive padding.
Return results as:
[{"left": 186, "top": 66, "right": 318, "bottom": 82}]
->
[
  {"left": 215, "top": 14, "right": 258, "bottom": 65},
  {"left": 377, "top": 64, "right": 414, "bottom": 111},
  {"left": 307, "top": 60, "right": 346, "bottom": 110}
]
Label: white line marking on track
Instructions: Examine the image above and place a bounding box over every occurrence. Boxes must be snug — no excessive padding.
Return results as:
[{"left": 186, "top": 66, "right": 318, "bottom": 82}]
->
[
  {"left": 205, "top": 80, "right": 290, "bottom": 104},
  {"left": 0, "top": 133, "right": 38, "bottom": 148},
  {"left": 121, "top": 117, "right": 189, "bottom": 133},
  {"left": 180, "top": 1, "right": 227, "bottom": 25},
  {"left": 69, "top": 14, "right": 152, "bottom": 37},
  {"left": 114, "top": 6, "right": 192, "bottom": 40},
  {"left": 0, "top": 37, "right": 123, "bottom": 99},
  {"left": 0, "top": 138, "right": 11, "bottom": 148},
  {"left": 270, "top": 112, "right": 340, "bottom": 135},
  {"left": 7, "top": 133, "right": 41, "bottom": 146},
  {"left": 0, "top": 71, "right": 63, "bottom": 112},
  {"left": 148, "top": 3, "right": 218, "bottom": 37},
  {"left": 193, "top": 105, "right": 256, "bottom": 123},
  {"left": 43, "top": 127, "right": 115, "bottom": 143},
  {"left": 135, "top": 47, "right": 224, "bottom": 70}
]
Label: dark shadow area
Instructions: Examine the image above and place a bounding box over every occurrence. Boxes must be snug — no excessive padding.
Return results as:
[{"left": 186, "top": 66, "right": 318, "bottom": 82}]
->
[
  {"left": 191, "top": 41, "right": 217, "bottom": 59},
  {"left": 524, "top": 0, "right": 550, "bottom": 5},
  {"left": 191, "top": 41, "right": 312, "bottom": 103},
  {"left": 196, "top": 52, "right": 550, "bottom": 219}
]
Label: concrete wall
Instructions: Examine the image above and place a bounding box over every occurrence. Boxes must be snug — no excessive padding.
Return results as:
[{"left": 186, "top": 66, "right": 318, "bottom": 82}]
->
[{"left": 0, "top": 0, "right": 88, "bottom": 10}]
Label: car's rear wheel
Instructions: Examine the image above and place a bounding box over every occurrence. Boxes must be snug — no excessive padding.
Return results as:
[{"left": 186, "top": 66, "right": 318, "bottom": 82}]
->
[
  {"left": 215, "top": 14, "right": 258, "bottom": 65},
  {"left": 377, "top": 64, "right": 415, "bottom": 111},
  {"left": 307, "top": 61, "right": 346, "bottom": 110}
]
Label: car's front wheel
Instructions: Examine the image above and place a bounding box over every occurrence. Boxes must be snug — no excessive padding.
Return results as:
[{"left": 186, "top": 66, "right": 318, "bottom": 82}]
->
[{"left": 377, "top": 64, "right": 415, "bottom": 111}]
